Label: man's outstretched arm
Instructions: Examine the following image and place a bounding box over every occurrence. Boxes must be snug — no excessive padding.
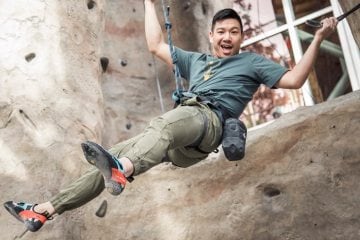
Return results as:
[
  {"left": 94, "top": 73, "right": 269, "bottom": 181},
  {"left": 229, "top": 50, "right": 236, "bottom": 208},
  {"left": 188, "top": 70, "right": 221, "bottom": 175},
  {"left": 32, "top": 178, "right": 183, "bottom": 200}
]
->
[
  {"left": 144, "top": 0, "right": 172, "bottom": 67},
  {"left": 276, "top": 17, "right": 338, "bottom": 89}
]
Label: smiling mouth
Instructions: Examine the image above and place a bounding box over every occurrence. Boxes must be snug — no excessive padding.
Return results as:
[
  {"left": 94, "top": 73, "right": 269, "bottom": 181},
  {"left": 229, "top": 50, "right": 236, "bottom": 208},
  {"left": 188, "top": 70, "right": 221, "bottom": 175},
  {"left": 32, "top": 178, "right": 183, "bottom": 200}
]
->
[{"left": 221, "top": 44, "right": 233, "bottom": 52}]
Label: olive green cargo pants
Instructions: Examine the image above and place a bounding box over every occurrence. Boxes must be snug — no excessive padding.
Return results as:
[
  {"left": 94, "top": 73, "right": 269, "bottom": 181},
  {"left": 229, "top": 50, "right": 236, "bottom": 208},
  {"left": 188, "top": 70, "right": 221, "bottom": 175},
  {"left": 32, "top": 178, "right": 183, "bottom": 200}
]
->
[{"left": 51, "top": 99, "right": 222, "bottom": 214}]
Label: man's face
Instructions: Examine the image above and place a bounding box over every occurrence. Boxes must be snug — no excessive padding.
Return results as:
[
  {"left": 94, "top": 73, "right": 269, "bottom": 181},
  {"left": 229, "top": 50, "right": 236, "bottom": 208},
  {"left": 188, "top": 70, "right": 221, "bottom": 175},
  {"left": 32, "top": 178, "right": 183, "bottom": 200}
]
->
[{"left": 209, "top": 18, "right": 243, "bottom": 58}]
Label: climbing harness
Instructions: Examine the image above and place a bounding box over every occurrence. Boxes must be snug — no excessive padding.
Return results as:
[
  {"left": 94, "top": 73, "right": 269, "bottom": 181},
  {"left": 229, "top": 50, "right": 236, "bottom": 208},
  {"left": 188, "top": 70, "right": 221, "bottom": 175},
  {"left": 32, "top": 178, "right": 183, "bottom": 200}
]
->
[{"left": 160, "top": 0, "right": 185, "bottom": 103}]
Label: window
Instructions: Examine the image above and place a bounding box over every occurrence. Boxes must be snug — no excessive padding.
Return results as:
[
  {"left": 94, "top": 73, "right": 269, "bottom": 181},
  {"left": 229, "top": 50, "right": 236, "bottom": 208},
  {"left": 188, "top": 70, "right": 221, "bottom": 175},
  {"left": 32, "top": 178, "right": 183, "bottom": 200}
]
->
[{"left": 234, "top": 0, "right": 360, "bottom": 127}]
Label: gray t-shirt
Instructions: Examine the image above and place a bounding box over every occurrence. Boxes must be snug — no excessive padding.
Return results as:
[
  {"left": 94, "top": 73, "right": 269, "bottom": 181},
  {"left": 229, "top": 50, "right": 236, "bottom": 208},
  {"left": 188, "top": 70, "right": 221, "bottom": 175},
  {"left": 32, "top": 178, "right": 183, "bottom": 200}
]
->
[{"left": 175, "top": 47, "right": 288, "bottom": 118}]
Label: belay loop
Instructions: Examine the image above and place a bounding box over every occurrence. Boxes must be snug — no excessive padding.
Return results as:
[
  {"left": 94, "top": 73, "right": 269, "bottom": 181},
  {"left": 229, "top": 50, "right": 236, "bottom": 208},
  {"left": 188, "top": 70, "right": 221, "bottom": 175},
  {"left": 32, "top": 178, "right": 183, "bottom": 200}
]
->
[{"left": 161, "top": 0, "right": 185, "bottom": 101}]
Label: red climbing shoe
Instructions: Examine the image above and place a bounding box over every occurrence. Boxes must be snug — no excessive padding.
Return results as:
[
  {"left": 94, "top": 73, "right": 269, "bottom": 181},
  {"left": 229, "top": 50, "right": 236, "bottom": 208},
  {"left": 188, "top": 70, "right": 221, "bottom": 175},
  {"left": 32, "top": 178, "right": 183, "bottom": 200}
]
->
[
  {"left": 81, "top": 141, "right": 130, "bottom": 196},
  {"left": 4, "top": 201, "right": 52, "bottom": 232}
]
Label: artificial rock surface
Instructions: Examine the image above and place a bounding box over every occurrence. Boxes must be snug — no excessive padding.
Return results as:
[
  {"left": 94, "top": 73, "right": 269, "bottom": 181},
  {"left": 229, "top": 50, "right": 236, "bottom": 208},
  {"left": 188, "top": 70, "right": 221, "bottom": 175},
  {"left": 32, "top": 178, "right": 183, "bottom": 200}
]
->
[
  {"left": 0, "top": 1, "right": 106, "bottom": 239},
  {"left": 1, "top": 0, "right": 359, "bottom": 240},
  {"left": 3, "top": 91, "right": 360, "bottom": 240},
  {"left": 80, "top": 91, "right": 359, "bottom": 240}
]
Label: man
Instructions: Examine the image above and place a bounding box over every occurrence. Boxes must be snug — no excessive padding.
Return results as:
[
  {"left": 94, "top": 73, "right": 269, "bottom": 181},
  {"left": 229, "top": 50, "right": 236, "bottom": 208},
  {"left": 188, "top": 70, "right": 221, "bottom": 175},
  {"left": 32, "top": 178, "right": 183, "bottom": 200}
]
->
[{"left": 4, "top": 0, "right": 337, "bottom": 233}]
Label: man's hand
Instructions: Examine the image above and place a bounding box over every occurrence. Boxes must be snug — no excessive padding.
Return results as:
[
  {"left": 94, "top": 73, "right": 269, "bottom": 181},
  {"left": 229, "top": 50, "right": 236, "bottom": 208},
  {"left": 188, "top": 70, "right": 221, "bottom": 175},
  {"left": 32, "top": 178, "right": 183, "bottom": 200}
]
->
[{"left": 315, "top": 17, "right": 338, "bottom": 41}]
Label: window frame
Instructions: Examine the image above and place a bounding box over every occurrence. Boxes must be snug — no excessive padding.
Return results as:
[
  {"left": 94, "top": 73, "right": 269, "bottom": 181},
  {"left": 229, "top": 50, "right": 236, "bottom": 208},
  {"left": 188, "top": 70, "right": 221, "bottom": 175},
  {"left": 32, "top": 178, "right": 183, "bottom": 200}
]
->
[{"left": 240, "top": 0, "right": 360, "bottom": 105}]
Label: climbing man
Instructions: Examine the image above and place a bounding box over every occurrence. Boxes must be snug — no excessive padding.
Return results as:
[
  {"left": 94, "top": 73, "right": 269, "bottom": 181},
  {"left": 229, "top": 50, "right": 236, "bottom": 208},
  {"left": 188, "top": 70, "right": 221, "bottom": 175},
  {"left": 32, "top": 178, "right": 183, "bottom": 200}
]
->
[{"left": 4, "top": 0, "right": 338, "bottom": 233}]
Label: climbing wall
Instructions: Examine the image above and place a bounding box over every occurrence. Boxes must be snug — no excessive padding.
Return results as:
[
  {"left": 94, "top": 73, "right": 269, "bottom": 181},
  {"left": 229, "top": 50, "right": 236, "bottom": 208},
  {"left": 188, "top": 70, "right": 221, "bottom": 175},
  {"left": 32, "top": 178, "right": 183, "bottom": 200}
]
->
[
  {"left": 0, "top": 0, "right": 106, "bottom": 239},
  {"left": 2, "top": 1, "right": 360, "bottom": 240}
]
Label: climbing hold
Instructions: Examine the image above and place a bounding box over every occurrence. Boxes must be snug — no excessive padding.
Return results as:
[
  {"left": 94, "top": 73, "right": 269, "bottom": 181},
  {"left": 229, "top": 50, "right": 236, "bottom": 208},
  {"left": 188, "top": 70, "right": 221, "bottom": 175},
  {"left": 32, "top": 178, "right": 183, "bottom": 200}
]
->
[
  {"left": 120, "top": 59, "right": 128, "bottom": 67},
  {"left": 100, "top": 57, "right": 109, "bottom": 72},
  {"left": 87, "top": 0, "right": 96, "bottom": 10},
  {"left": 201, "top": 2, "right": 208, "bottom": 15},
  {"left": 263, "top": 186, "right": 281, "bottom": 198},
  {"left": 95, "top": 200, "right": 107, "bottom": 218},
  {"left": 25, "top": 53, "right": 36, "bottom": 62}
]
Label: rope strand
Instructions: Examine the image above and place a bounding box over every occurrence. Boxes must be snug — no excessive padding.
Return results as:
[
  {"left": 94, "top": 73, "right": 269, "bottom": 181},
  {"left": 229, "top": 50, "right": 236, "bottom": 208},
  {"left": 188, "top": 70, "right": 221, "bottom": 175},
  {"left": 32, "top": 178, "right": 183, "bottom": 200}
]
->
[
  {"left": 161, "top": 0, "right": 185, "bottom": 99},
  {"left": 152, "top": 56, "right": 165, "bottom": 112}
]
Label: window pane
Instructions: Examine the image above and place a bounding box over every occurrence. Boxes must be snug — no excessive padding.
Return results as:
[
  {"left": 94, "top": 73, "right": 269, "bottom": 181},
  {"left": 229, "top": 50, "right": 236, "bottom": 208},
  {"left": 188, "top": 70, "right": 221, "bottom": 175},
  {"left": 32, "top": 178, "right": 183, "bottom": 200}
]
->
[
  {"left": 295, "top": 14, "right": 352, "bottom": 102},
  {"left": 234, "top": 0, "right": 285, "bottom": 41},
  {"left": 291, "top": 0, "right": 331, "bottom": 19},
  {"left": 240, "top": 32, "right": 303, "bottom": 127}
]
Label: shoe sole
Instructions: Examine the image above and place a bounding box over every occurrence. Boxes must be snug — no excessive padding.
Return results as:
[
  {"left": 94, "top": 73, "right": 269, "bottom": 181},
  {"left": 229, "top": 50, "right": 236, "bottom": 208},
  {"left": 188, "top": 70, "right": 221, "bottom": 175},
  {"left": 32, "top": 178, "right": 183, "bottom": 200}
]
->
[
  {"left": 4, "top": 202, "right": 39, "bottom": 232},
  {"left": 4, "top": 202, "right": 23, "bottom": 223},
  {"left": 81, "top": 141, "right": 123, "bottom": 195}
]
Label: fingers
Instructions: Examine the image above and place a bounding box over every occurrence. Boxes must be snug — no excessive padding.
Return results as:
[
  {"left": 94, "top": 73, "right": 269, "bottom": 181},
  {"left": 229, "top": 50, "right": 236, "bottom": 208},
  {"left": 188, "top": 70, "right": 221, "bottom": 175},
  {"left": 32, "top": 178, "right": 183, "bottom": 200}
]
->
[
  {"left": 320, "top": 17, "right": 338, "bottom": 31},
  {"left": 315, "top": 17, "right": 337, "bottom": 40}
]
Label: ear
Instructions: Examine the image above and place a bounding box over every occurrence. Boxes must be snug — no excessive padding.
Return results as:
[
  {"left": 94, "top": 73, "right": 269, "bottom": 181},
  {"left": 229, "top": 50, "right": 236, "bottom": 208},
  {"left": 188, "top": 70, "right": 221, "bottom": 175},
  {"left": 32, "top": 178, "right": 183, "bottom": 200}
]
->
[{"left": 209, "top": 31, "right": 214, "bottom": 43}]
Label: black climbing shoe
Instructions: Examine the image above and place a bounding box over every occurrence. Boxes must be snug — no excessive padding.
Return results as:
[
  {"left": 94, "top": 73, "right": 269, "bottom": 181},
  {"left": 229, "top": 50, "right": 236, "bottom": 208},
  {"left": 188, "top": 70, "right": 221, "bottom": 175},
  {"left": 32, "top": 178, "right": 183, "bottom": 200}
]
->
[
  {"left": 81, "top": 141, "right": 128, "bottom": 196},
  {"left": 4, "top": 201, "right": 52, "bottom": 232}
]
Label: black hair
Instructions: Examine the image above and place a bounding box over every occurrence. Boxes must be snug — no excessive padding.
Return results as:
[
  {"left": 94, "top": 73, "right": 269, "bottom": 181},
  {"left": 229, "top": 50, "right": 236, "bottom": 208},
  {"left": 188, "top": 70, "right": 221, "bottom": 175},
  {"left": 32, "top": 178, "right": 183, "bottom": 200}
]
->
[{"left": 211, "top": 8, "right": 243, "bottom": 33}]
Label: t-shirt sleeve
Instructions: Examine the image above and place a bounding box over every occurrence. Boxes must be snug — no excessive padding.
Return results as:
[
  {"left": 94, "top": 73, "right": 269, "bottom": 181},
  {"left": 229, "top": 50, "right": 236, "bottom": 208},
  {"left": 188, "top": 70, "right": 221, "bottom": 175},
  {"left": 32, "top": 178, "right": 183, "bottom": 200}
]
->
[
  {"left": 251, "top": 53, "right": 289, "bottom": 88},
  {"left": 174, "top": 47, "right": 195, "bottom": 81}
]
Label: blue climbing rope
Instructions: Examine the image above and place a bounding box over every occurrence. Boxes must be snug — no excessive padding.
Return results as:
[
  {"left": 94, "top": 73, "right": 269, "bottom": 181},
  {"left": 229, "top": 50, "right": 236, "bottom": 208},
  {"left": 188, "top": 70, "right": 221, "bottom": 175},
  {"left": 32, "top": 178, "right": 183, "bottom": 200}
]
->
[{"left": 161, "top": 0, "right": 185, "bottom": 103}]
